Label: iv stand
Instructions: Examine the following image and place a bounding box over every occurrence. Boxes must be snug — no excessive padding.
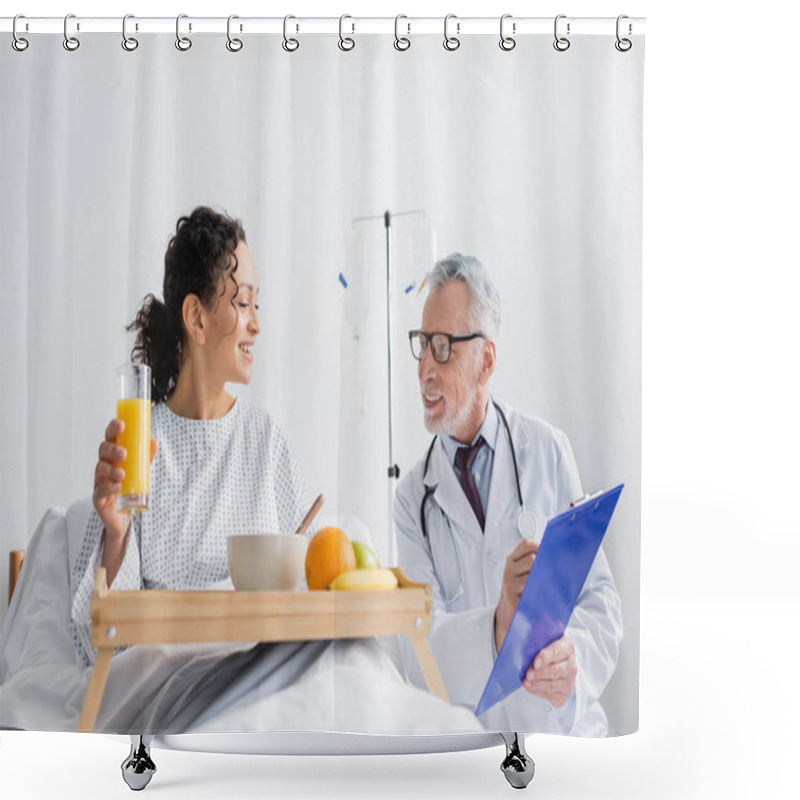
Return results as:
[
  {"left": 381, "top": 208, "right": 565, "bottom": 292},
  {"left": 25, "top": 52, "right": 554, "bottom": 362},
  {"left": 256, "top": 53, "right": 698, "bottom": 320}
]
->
[{"left": 352, "top": 208, "right": 425, "bottom": 566}]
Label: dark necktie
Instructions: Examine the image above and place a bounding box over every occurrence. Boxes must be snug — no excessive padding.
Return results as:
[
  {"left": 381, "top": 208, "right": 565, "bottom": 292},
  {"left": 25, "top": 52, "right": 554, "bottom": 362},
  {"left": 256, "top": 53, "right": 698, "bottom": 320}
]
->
[{"left": 454, "top": 436, "right": 485, "bottom": 530}]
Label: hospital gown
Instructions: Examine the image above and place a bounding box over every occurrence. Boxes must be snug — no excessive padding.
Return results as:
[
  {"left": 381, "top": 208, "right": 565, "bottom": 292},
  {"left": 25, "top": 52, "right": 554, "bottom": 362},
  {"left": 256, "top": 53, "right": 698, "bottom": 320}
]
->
[{"left": 71, "top": 399, "right": 309, "bottom": 666}]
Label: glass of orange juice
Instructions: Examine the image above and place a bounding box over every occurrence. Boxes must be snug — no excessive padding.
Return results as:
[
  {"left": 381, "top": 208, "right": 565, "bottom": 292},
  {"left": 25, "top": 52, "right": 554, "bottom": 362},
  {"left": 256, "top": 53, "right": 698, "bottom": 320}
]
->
[{"left": 116, "top": 364, "right": 151, "bottom": 512}]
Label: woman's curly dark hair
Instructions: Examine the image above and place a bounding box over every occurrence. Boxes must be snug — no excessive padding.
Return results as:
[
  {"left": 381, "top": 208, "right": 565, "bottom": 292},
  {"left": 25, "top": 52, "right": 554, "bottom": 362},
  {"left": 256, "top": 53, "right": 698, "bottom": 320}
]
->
[{"left": 127, "top": 207, "right": 246, "bottom": 403}]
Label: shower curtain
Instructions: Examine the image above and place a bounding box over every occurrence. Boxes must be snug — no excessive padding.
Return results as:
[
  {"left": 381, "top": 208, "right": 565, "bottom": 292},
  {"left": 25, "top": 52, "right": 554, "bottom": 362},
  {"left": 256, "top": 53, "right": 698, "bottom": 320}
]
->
[{"left": 1, "top": 20, "right": 643, "bottom": 739}]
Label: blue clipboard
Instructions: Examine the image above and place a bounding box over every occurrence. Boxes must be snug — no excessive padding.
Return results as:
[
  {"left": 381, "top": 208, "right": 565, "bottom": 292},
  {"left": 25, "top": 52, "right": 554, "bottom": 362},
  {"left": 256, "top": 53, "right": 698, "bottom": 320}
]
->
[{"left": 475, "top": 483, "right": 623, "bottom": 717}]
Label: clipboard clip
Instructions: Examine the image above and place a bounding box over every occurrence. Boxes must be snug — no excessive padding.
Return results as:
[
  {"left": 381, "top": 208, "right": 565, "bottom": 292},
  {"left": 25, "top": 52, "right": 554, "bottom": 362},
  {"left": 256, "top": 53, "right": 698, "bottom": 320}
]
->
[{"left": 570, "top": 489, "right": 606, "bottom": 508}]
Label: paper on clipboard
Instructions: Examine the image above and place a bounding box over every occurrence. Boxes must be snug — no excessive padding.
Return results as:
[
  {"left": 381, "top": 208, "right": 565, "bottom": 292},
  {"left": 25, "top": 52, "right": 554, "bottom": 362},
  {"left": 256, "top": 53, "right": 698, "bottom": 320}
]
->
[{"left": 475, "top": 483, "right": 624, "bottom": 717}]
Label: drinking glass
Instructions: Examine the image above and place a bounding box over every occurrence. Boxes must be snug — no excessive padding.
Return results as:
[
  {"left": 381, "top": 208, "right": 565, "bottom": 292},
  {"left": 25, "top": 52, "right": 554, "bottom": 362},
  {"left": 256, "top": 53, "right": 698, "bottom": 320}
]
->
[{"left": 116, "top": 364, "right": 151, "bottom": 511}]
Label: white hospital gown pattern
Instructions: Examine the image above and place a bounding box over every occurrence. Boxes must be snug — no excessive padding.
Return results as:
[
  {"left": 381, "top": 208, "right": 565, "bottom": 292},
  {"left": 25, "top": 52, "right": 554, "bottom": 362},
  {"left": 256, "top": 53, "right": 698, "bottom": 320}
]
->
[{"left": 70, "top": 400, "right": 308, "bottom": 666}]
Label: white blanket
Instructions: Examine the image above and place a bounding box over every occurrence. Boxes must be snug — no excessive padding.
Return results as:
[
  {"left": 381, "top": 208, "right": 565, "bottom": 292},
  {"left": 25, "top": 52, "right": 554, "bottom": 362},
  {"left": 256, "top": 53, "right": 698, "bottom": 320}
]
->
[{"left": 0, "top": 503, "right": 483, "bottom": 738}]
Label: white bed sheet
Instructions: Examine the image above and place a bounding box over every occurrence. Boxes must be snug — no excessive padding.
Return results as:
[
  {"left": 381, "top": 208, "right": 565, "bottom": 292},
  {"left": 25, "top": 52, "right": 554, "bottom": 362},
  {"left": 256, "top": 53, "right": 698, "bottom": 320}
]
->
[{"left": 0, "top": 502, "right": 487, "bottom": 742}]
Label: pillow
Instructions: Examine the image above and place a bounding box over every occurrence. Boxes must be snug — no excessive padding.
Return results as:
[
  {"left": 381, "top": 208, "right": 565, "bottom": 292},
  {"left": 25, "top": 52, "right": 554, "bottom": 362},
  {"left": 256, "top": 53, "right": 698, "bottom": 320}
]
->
[
  {"left": 66, "top": 496, "right": 93, "bottom": 595},
  {"left": 0, "top": 506, "right": 74, "bottom": 672},
  {"left": 0, "top": 501, "right": 91, "bottom": 730}
]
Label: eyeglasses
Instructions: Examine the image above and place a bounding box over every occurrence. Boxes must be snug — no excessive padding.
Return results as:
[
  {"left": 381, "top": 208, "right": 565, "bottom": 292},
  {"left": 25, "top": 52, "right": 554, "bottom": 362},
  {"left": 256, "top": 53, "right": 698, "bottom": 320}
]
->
[{"left": 408, "top": 330, "right": 486, "bottom": 364}]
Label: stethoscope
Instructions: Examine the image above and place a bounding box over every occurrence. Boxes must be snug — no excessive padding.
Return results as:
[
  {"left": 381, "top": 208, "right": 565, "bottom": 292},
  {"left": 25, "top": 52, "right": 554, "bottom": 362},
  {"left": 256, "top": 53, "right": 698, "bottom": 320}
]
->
[{"left": 420, "top": 400, "right": 541, "bottom": 603}]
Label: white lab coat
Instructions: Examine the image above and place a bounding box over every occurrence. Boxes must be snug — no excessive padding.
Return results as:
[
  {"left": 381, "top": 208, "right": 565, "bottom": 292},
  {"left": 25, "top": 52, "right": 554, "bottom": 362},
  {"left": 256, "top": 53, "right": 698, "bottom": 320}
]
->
[{"left": 393, "top": 398, "right": 623, "bottom": 735}]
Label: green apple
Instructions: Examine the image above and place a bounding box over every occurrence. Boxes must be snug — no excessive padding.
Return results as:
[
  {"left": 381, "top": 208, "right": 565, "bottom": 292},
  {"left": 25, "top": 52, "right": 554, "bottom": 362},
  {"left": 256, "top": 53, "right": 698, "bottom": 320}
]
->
[{"left": 352, "top": 540, "right": 379, "bottom": 570}]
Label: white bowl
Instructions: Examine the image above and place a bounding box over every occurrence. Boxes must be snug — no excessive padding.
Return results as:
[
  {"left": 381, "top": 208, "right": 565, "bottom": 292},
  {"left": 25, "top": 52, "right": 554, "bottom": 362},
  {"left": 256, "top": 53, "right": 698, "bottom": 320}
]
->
[{"left": 227, "top": 534, "right": 307, "bottom": 591}]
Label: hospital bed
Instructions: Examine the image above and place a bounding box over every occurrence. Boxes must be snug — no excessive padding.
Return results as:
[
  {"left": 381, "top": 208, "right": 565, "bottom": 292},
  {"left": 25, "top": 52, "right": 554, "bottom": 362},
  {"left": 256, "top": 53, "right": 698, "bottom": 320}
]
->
[{"left": 1, "top": 501, "right": 534, "bottom": 790}]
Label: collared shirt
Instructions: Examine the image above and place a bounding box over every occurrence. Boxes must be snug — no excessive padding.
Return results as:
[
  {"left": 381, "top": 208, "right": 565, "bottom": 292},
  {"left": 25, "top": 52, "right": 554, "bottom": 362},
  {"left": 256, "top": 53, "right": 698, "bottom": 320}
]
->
[{"left": 441, "top": 398, "right": 500, "bottom": 519}]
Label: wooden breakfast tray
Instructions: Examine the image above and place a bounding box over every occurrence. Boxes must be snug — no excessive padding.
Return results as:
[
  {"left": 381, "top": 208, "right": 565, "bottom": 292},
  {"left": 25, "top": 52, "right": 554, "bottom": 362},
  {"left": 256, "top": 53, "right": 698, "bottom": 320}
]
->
[{"left": 78, "top": 567, "right": 448, "bottom": 732}]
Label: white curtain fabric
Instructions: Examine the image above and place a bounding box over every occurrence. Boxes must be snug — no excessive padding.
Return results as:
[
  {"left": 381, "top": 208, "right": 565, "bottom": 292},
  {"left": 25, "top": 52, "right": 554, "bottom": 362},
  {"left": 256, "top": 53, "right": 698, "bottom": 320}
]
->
[{"left": 1, "top": 32, "right": 643, "bottom": 735}]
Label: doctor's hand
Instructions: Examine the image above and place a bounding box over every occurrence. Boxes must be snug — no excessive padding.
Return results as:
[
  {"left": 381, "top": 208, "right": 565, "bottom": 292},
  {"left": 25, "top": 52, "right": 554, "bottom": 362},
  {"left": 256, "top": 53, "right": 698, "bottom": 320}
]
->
[
  {"left": 494, "top": 538, "right": 538, "bottom": 652},
  {"left": 523, "top": 635, "right": 577, "bottom": 708}
]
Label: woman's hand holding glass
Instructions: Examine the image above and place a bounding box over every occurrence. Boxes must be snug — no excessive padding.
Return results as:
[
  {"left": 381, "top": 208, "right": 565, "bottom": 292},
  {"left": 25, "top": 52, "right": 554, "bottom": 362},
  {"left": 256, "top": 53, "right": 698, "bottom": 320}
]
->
[{"left": 93, "top": 418, "right": 157, "bottom": 544}]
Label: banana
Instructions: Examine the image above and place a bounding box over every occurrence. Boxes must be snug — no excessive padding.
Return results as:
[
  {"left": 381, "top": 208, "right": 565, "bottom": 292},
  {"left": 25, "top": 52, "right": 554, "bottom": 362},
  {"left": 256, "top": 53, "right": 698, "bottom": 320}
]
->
[{"left": 329, "top": 568, "right": 398, "bottom": 591}]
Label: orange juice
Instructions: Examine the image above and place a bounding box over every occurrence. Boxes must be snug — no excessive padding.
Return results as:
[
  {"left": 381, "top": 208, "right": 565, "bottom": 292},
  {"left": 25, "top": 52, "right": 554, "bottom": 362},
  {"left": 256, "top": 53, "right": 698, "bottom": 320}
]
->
[{"left": 116, "top": 397, "right": 151, "bottom": 509}]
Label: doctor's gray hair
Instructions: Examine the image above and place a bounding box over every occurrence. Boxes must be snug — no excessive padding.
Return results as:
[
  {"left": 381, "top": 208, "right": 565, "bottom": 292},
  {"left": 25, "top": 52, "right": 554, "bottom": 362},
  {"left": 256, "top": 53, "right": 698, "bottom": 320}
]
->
[{"left": 427, "top": 253, "right": 502, "bottom": 340}]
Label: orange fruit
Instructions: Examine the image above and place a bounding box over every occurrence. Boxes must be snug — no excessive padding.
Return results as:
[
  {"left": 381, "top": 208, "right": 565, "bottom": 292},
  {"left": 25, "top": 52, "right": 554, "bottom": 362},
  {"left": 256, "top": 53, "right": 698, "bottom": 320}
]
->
[{"left": 305, "top": 526, "right": 357, "bottom": 590}]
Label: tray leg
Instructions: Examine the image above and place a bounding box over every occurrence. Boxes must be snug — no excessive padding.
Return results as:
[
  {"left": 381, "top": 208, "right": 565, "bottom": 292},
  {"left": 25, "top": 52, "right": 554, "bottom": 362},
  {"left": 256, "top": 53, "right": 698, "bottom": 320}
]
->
[
  {"left": 122, "top": 735, "right": 157, "bottom": 791},
  {"left": 409, "top": 632, "right": 450, "bottom": 704},
  {"left": 77, "top": 646, "right": 113, "bottom": 732},
  {"left": 500, "top": 732, "right": 535, "bottom": 789}
]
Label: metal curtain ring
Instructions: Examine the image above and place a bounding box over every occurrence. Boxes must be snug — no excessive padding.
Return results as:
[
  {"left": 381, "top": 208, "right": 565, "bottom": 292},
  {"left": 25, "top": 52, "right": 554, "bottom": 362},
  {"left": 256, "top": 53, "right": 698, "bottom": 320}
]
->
[
  {"left": 615, "top": 14, "right": 632, "bottom": 52},
  {"left": 175, "top": 14, "right": 192, "bottom": 51},
  {"left": 338, "top": 14, "right": 355, "bottom": 51},
  {"left": 283, "top": 15, "right": 299, "bottom": 52},
  {"left": 12, "top": 15, "right": 29, "bottom": 51},
  {"left": 63, "top": 13, "right": 80, "bottom": 51},
  {"left": 553, "top": 14, "right": 570, "bottom": 51},
  {"left": 499, "top": 13, "right": 516, "bottom": 51},
  {"left": 227, "top": 15, "right": 243, "bottom": 52},
  {"left": 122, "top": 14, "right": 138, "bottom": 51},
  {"left": 443, "top": 14, "right": 460, "bottom": 51},
  {"left": 394, "top": 15, "right": 410, "bottom": 51}
]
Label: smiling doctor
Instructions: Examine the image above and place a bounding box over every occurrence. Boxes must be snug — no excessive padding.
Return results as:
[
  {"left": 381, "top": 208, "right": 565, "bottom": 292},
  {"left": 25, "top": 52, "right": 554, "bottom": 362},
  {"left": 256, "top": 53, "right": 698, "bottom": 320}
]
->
[{"left": 393, "top": 253, "right": 623, "bottom": 735}]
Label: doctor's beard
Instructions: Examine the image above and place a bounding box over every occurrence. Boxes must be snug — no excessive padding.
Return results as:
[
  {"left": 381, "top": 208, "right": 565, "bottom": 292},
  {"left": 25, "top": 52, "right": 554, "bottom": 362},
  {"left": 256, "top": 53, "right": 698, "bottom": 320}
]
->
[{"left": 422, "top": 380, "right": 478, "bottom": 440}]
